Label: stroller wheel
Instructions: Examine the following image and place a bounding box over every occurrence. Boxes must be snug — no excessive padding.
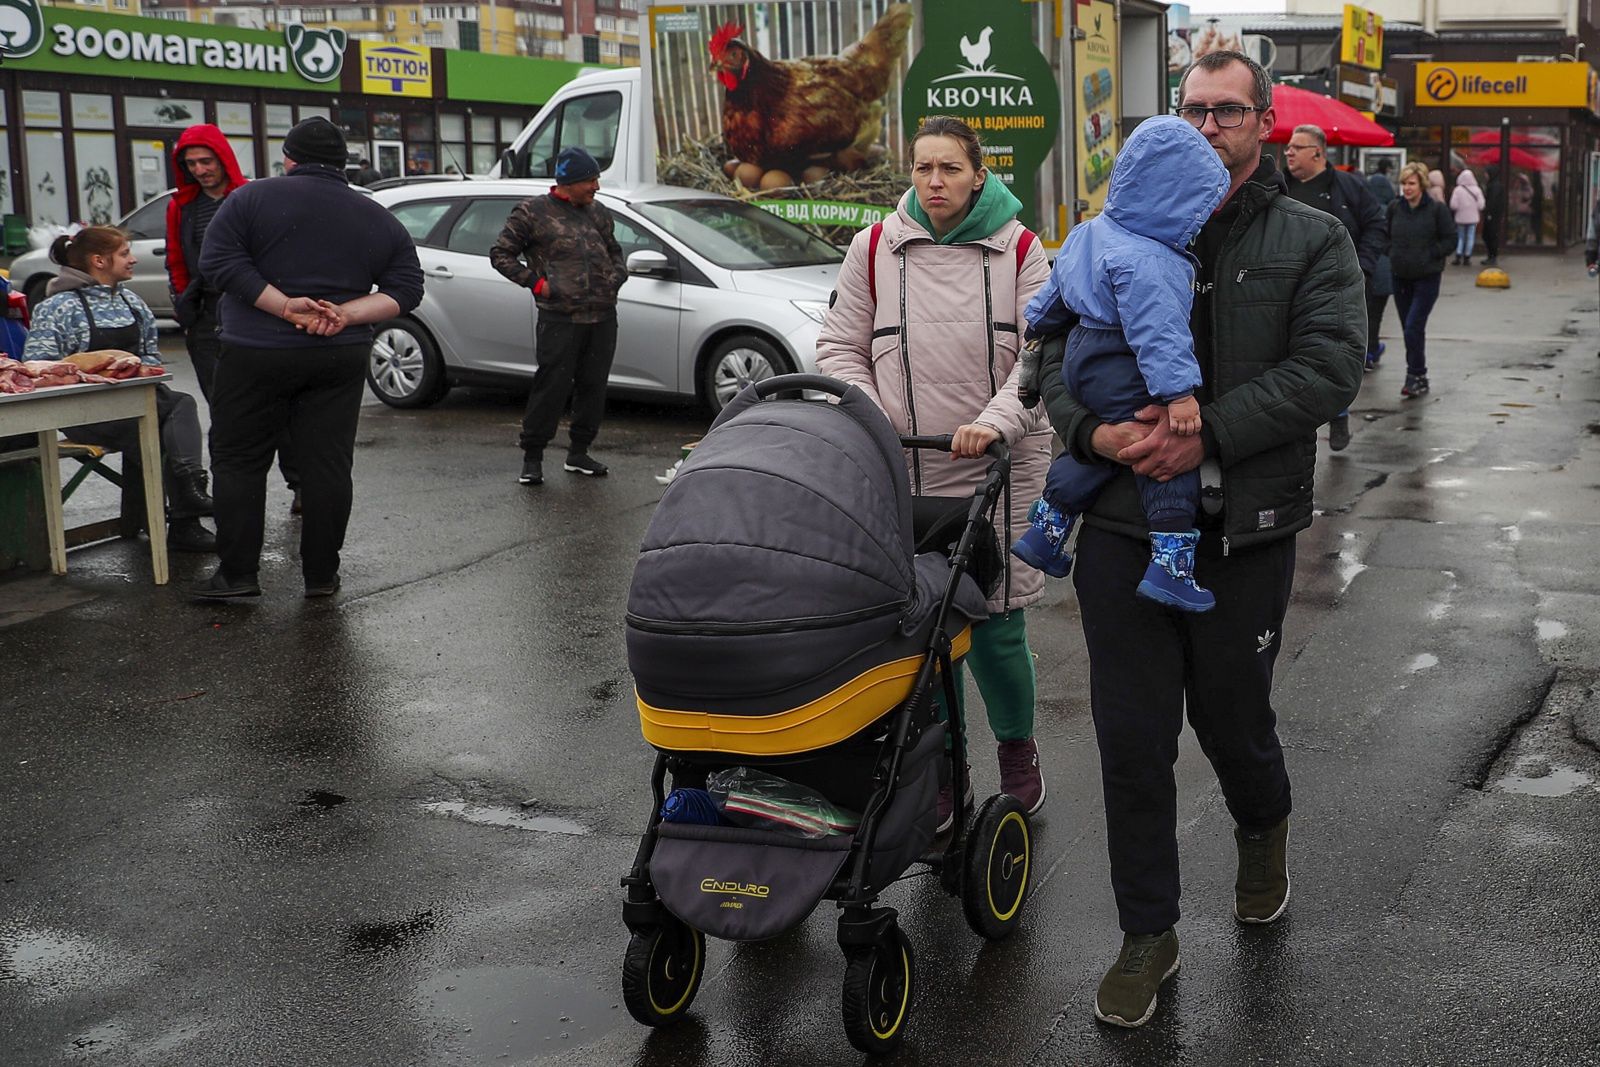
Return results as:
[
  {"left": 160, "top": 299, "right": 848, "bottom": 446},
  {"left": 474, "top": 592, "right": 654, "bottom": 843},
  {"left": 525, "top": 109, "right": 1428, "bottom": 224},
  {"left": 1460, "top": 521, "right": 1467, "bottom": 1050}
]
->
[
  {"left": 622, "top": 915, "right": 706, "bottom": 1027},
  {"left": 962, "top": 794, "right": 1032, "bottom": 941},
  {"left": 841, "top": 925, "right": 915, "bottom": 1055}
]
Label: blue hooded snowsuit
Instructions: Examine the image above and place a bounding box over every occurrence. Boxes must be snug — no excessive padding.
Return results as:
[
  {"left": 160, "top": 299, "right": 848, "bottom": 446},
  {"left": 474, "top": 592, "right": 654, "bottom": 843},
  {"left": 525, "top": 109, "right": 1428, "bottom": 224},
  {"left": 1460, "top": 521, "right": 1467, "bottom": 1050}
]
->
[{"left": 1025, "top": 115, "right": 1229, "bottom": 530}]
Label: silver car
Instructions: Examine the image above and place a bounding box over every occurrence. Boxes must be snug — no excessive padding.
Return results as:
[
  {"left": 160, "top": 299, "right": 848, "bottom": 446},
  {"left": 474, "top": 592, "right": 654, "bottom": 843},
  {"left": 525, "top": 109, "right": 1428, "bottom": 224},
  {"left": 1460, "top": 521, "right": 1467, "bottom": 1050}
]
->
[{"left": 369, "top": 180, "right": 843, "bottom": 413}]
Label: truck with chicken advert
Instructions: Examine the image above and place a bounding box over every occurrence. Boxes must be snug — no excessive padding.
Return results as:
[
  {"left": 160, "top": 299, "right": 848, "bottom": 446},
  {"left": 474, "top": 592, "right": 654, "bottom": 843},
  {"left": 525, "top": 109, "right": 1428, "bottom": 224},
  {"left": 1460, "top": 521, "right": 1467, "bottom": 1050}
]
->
[{"left": 495, "top": 0, "right": 1138, "bottom": 247}]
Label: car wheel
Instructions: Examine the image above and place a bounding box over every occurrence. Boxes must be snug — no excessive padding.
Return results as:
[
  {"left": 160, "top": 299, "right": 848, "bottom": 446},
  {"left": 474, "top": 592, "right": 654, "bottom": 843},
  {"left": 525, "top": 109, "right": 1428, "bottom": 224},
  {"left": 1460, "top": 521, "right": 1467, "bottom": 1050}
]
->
[
  {"left": 368, "top": 319, "right": 449, "bottom": 408},
  {"left": 700, "top": 334, "right": 792, "bottom": 413}
]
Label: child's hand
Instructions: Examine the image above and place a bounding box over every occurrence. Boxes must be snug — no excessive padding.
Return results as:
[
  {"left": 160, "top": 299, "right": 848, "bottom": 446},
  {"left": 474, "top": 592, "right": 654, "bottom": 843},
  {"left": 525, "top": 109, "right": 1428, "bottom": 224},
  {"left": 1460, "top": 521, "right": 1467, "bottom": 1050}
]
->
[{"left": 1168, "top": 396, "right": 1201, "bottom": 436}]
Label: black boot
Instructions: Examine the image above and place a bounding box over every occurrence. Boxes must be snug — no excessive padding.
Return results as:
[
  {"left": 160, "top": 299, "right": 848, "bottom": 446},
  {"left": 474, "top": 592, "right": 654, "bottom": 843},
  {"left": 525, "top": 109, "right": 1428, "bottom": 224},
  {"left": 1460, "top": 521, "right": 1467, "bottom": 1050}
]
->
[
  {"left": 167, "top": 516, "right": 217, "bottom": 553},
  {"left": 169, "top": 470, "right": 214, "bottom": 518}
]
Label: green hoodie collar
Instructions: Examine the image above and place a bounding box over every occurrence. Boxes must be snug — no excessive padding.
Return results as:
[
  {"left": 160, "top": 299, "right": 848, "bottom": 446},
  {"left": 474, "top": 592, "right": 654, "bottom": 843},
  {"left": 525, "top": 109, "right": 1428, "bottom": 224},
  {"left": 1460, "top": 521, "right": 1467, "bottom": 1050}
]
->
[{"left": 906, "top": 179, "right": 1024, "bottom": 245}]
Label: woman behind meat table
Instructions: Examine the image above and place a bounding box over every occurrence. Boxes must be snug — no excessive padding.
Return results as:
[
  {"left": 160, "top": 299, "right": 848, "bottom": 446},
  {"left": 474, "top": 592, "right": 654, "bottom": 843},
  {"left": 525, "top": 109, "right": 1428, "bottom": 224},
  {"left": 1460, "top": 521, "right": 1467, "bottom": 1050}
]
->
[
  {"left": 816, "top": 115, "right": 1053, "bottom": 830},
  {"left": 22, "top": 226, "right": 217, "bottom": 553}
]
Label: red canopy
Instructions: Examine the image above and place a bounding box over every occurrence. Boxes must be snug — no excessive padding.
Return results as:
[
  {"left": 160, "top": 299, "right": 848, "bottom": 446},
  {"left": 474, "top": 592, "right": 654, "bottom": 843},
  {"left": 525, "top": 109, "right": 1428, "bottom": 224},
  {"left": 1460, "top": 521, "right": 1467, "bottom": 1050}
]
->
[{"left": 1263, "top": 84, "right": 1395, "bottom": 148}]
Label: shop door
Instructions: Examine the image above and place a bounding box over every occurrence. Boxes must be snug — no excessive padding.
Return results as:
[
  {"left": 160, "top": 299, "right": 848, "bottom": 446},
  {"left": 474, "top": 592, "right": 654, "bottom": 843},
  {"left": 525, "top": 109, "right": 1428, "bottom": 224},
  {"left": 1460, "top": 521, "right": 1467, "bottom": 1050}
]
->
[
  {"left": 126, "top": 133, "right": 177, "bottom": 209},
  {"left": 373, "top": 141, "right": 404, "bottom": 181}
]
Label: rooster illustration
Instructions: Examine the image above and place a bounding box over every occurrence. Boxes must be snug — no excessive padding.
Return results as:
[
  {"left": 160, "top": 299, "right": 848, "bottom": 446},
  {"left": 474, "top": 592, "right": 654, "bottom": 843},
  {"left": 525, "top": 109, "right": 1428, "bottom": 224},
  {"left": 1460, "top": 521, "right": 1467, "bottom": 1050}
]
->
[
  {"left": 959, "top": 26, "right": 994, "bottom": 72},
  {"left": 710, "top": 3, "right": 914, "bottom": 176}
]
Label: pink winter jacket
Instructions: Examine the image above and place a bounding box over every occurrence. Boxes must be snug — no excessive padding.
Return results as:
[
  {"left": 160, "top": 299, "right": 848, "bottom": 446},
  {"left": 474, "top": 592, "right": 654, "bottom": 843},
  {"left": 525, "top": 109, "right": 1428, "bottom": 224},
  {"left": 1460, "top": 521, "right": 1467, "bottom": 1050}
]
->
[
  {"left": 1449, "top": 170, "right": 1485, "bottom": 224},
  {"left": 815, "top": 190, "right": 1053, "bottom": 613}
]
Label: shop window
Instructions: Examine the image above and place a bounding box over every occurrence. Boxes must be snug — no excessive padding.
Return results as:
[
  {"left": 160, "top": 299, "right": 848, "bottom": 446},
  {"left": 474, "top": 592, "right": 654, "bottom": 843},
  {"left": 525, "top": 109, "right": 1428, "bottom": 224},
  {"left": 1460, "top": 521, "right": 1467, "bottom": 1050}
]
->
[
  {"left": 440, "top": 113, "right": 466, "bottom": 141},
  {"left": 471, "top": 142, "right": 498, "bottom": 174},
  {"left": 405, "top": 113, "right": 435, "bottom": 141},
  {"left": 471, "top": 115, "right": 495, "bottom": 144},
  {"left": 266, "top": 104, "right": 295, "bottom": 136},
  {"left": 441, "top": 143, "right": 467, "bottom": 174},
  {"left": 267, "top": 139, "right": 289, "bottom": 177},
  {"left": 1506, "top": 127, "right": 1561, "bottom": 247},
  {"left": 126, "top": 97, "right": 205, "bottom": 129},
  {"left": 74, "top": 132, "right": 120, "bottom": 226},
  {"left": 500, "top": 117, "right": 523, "bottom": 144},
  {"left": 23, "top": 91, "right": 63, "bottom": 128},
  {"left": 25, "top": 131, "right": 68, "bottom": 227},
  {"left": 373, "top": 111, "right": 403, "bottom": 140},
  {"left": 340, "top": 108, "right": 371, "bottom": 141},
  {"left": 71, "top": 94, "right": 115, "bottom": 131},
  {"left": 231, "top": 140, "right": 258, "bottom": 180},
  {"left": 0, "top": 130, "right": 14, "bottom": 216},
  {"left": 405, "top": 144, "right": 436, "bottom": 176},
  {"left": 216, "top": 101, "right": 255, "bottom": 136}
]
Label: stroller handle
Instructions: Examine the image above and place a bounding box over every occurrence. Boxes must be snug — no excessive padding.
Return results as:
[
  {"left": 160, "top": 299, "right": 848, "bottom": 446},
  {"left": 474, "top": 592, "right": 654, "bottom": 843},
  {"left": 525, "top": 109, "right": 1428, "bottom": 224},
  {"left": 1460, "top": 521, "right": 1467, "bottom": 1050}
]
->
[
  {"left": 749, "top": 373, "right": 851, "bottom": 400},
  {"left": 899, "top": 434, "right": 1010, "bottom": 465}
]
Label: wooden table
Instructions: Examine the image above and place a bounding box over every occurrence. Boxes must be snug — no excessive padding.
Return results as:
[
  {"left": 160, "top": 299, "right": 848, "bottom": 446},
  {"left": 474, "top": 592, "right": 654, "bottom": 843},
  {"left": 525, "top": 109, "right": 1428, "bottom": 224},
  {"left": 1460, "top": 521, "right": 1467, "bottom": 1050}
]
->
[{"left": 0, "top": 376, "right": 169, "bottom": 584}]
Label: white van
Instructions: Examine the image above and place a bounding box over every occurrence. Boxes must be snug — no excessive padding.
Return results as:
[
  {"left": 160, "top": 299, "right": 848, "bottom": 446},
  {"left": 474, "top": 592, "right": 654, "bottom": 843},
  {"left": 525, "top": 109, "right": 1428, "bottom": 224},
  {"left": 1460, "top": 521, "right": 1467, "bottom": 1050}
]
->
[{"left": 492, "top": 67, "right": 650, "bottom": 186}]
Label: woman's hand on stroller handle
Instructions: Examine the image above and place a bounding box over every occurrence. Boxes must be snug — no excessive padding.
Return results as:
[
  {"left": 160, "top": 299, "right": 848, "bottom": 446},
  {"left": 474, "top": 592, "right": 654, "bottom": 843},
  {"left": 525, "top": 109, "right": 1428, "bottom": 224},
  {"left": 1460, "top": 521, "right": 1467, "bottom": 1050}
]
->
[{"left": 949, "top": 423, "right": 1001, "bottom": 460}]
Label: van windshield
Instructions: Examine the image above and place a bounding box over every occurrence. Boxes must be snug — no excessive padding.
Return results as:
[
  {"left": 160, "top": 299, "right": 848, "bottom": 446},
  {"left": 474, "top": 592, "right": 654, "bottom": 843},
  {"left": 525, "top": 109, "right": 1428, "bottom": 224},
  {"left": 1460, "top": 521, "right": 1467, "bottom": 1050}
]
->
[{"left": 633, "top": 200, "right": 845, "bottom": 270}]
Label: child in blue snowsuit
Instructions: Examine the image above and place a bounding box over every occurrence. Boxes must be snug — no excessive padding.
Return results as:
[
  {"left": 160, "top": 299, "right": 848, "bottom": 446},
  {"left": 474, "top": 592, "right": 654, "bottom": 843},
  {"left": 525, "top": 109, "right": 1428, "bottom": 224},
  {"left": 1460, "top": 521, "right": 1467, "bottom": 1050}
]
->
[{"left": 1012, "top": 115, "right": 1230, "bottom": 612}]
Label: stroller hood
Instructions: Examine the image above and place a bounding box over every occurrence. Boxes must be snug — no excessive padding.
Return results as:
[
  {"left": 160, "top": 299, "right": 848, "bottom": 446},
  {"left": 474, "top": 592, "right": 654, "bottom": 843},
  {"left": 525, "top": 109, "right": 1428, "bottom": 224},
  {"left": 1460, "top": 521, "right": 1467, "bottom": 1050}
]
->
[{"left": 627, "top": 381, "right": 986, "bottom": 753}]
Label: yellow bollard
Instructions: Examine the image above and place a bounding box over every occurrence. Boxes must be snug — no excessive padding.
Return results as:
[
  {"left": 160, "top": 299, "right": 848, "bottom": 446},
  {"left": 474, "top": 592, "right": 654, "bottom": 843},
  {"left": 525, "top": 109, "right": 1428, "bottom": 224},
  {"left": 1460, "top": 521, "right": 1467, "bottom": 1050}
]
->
[{"left": 1476, "top": 268, "right": 1510, "bottom": 288}]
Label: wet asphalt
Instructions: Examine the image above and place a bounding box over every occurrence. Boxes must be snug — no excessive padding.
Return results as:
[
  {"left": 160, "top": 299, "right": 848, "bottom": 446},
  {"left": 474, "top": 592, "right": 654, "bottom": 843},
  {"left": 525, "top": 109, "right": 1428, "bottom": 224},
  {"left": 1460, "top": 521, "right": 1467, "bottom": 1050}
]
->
[{"left": 3, "top": 252, "right": 1599, "bottom": 1067}]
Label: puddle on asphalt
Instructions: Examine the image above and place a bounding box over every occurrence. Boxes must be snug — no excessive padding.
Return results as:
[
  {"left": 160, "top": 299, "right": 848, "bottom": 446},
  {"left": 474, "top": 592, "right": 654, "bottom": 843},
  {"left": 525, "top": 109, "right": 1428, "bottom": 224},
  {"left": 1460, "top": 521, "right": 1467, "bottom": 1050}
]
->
[
  {"left": 1426, "top": 449, "right": 1456, "bottom": 465},
  {"left": 420, "top": 801, "right": 587, "bottom": 836},
  {"left": 1336, "top": 551, "right": 1366, "bottom": 594},
  {"left": 1502, "top": 524, "right": 1522, "bottom": 543},
  {"left": 1495, "top": 758, "right": 1596, "bottom": 798},
  {"left": 346, "top": 910, "right": 436, "bottom": 955},
  {"left": 300, "top": 790, "right": 349, "bottom": 809},
  {"left": 1427, "top": 477, "right": 1467, "bottom": 489},
  {"left": 419, "top": 964, "right": 622, "bottom": 1057},
  {"left": 68, "top": 1020, "right": 127, "bottom": 1054},
  {"left": 1535, "top": 619, "right": 1569, "bottom": 641},
  {"left": 1407, "top": 653, "right": 1438, "bottom": 673},
  {"left": 0, "top": 928, "right": 138, "bottom": 1001}
]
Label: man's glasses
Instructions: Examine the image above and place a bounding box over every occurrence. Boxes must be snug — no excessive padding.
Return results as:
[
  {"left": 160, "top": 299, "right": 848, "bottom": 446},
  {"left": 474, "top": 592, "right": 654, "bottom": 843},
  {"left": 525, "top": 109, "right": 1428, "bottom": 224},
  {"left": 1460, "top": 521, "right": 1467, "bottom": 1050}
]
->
[
  {"left": 1284, "top": 143, "right": 1320, "bottom": 154},
  {"left": 1175, "top": 105, "right": 1266, "bottom": 129}
]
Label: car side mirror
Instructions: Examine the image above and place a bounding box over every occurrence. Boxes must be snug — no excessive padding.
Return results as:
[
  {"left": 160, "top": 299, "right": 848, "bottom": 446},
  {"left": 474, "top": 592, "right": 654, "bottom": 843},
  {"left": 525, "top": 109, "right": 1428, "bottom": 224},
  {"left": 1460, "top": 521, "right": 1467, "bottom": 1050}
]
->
[
  {"left": 627, "top": 250, "right": 672, "bottom": 278},
  {"left": 500, "top": 147, "right": 518, "bottom": 178}
]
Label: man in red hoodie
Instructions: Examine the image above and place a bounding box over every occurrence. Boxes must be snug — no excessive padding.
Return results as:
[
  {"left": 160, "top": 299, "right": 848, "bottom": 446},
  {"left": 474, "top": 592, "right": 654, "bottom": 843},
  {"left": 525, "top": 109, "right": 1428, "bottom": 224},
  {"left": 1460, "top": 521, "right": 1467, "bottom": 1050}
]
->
[{"left": 166, "top": 125, "right": 298, "bottom": 506}]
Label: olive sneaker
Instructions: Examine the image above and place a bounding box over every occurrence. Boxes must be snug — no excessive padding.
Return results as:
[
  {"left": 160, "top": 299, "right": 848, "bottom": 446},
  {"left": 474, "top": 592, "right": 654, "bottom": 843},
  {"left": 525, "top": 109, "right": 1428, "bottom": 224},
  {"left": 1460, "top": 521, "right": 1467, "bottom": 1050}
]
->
[
  {"left": 1094, "top": 929, "right": 1180, "bottom": 1028},
  {"left": 1234, "top": 817, "right": 1291, "bottom": 924}
]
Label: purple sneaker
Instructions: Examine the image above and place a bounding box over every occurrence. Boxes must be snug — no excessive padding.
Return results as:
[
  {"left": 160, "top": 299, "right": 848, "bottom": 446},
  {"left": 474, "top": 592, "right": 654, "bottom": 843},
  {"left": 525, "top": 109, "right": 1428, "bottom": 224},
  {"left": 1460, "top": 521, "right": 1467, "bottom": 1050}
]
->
[{"left": 997, "top": 738, "right": 1046, "bottom": 814}]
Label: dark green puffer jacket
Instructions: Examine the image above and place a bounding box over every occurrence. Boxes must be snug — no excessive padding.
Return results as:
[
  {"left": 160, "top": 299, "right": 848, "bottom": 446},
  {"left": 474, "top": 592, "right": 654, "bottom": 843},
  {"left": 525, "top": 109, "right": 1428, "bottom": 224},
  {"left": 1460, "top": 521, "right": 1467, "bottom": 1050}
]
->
[{"left": 1043, "top": 163, "right": 1365, "bottom": 554}]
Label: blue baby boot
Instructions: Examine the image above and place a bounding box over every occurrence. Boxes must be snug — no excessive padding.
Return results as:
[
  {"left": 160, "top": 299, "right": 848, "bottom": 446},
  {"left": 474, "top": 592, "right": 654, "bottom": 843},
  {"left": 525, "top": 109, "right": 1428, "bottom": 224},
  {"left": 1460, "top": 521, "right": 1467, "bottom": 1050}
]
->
[
  {"left": 1011, "top": 498, "right": 1075, "bottom": 578},
  {"left": 1136, "top": 530, "right": 1216, "bottom": 612}
]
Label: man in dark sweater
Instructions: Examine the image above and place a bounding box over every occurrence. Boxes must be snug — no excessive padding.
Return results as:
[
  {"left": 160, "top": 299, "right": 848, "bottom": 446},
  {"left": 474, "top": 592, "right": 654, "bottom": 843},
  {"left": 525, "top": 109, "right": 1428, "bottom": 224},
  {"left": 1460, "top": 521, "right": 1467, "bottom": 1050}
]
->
[
  {"left": 1284, "top": 123, "right": 1386, "bottom": 450},
  {"left": 489, "top": 146, "right": 627, "bottom": 486},
  {"left": 191, "top": 117, "right": 424, "bottom": 601}
]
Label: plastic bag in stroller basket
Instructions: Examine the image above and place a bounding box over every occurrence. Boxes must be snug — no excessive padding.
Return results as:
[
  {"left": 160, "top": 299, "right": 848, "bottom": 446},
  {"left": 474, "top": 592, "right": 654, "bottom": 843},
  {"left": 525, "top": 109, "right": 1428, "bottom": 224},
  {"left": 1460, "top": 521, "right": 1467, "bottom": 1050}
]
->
[{"left": 649, "top": 724, "right": 943, "bottom": 941}]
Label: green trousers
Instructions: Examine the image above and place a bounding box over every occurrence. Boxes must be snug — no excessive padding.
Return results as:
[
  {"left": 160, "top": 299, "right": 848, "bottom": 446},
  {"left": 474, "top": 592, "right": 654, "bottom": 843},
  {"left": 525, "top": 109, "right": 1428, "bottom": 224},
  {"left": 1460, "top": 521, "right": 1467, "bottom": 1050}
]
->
[{"left": 935, "top": 608, "right": 1037, "bottom": 743}]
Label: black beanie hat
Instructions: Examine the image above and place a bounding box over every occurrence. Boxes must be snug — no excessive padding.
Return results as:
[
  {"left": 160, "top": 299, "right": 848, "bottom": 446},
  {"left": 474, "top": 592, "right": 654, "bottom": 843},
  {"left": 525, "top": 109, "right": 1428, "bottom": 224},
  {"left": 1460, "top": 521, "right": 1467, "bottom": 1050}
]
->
[
  {"left": 284, "top": 117, "right": 348, "bottom": 168},
  {"left": 555, "top": 146, "right": 601, "bottom": 185}
]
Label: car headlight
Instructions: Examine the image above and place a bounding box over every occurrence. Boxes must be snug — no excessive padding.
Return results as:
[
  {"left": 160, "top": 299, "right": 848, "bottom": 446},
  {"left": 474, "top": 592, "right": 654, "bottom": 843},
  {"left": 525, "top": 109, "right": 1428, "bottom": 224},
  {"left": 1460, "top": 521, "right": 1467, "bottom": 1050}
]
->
[{"left": 791, "top": 299, "right": 829, "bottom": 325}]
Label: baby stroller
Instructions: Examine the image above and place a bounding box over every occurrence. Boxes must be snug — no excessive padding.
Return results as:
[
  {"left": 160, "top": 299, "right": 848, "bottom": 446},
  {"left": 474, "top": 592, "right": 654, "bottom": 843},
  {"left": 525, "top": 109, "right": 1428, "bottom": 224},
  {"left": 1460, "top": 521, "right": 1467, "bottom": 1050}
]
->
[{"left": 620, "top": 374, "right": 1034, "bottom": 1055}]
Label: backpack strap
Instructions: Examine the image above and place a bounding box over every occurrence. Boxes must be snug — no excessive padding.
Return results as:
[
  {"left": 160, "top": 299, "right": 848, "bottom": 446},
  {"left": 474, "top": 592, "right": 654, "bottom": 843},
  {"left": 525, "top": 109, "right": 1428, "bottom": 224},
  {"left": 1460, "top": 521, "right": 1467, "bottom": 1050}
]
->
[
  {"left": 1014, "top": 227, "right": 1036, "bottom": 272},
  {"left": 867, "top": 221, "right": 884, "bottom": 305}
]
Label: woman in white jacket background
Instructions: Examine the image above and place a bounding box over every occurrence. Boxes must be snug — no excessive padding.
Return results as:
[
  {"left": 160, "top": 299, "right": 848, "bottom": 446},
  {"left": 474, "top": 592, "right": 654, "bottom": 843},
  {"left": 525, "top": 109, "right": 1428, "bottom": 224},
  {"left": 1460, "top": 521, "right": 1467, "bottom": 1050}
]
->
[{"left": 1449, "top": 168, "right": 1486, "bottom": 265}]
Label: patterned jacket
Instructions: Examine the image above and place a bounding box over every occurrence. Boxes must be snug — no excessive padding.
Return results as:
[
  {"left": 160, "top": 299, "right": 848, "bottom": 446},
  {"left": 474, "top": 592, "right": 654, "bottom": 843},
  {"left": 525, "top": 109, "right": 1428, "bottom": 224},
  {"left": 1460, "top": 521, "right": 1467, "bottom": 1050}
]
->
[
  {"left": 22, "top": 268, "right": 161, "bottom": 365},
  {"left": 488, "top": 192, "right": 627, "bottom": 323}
]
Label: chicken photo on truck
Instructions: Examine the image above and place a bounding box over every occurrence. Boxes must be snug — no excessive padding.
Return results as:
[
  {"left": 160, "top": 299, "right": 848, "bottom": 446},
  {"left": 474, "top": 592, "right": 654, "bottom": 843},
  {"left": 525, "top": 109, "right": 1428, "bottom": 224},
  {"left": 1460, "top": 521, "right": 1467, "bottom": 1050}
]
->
[{"left": 648, "top": 0, "right": 1065, "bottom": 245}]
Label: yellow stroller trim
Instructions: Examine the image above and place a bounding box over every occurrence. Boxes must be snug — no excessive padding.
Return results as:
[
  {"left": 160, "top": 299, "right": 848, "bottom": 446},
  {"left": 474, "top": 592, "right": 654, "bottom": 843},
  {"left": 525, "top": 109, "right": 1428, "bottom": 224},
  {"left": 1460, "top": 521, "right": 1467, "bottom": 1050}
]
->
[{"left": 638, "top": 625, "right": 973, "bottom": 757}]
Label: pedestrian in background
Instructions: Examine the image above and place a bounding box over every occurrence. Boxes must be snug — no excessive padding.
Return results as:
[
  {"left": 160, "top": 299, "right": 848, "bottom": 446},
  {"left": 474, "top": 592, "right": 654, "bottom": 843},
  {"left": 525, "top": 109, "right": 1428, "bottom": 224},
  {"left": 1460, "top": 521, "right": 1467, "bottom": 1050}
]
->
[
  {"left": 1427, "top": 168, "right": 1446, "bottom": 203},
  {"left": 1481, "top": 168, "right": 1502, "bottom": 267},
  {"left": 1283, "top": 123, "right": 1385, "bottom": 452},
  {"left": 816, "top": 115, "right": 1053, "bottom": 828},
  {"left": 1388, "top": 161, "right": 1457, "bottom": 400},
  {"left": 1449, "top": 169, "right": 1486, "bottom": 266},
  {"left": 191, "top": 117, "right": 423, "bottom": 600},
  {"left": 1042, "top": 50, "right": 1363, "bottom": 1029},
  {"left": 489, "top": 146, "right": 627, "bottom": 486},
  {"left": 165, "top": 124, "right": 302, "bottom": 514},
  {"left": 353, "top": 157, "right": 383, "bottom": 187},
  {"left": 1367, "top": 157, "right": 1395, "bottom": 204}
]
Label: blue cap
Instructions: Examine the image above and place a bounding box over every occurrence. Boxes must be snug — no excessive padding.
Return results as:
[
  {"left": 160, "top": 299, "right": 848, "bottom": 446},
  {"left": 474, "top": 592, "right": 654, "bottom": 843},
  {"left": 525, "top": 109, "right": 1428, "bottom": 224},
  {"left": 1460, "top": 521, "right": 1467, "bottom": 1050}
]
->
[{"left": 555, "top": 146, "right": 600, "bottom": 185}]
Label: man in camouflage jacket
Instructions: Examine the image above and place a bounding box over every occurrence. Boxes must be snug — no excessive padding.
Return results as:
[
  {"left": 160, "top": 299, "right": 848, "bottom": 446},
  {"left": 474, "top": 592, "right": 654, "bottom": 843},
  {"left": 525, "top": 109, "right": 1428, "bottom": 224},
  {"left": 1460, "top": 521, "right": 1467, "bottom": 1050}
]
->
[{"left": 490, "top": 146, "right": 627, "bottom": 485}]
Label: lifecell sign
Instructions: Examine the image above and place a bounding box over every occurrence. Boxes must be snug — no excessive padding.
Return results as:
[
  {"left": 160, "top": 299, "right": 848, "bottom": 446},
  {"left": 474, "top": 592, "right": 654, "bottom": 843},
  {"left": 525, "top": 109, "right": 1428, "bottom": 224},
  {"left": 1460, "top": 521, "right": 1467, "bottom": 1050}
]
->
[{"left": 1415, "top": 62, "right": 1591, "bottom": 108}]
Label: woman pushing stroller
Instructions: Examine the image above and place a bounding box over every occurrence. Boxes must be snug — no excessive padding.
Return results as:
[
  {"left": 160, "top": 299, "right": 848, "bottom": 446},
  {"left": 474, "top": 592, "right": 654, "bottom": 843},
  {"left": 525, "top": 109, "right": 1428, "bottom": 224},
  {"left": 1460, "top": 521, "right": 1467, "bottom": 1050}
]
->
[{"left": 816, "top": 115, "right": 1052, "bottom": 826}]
